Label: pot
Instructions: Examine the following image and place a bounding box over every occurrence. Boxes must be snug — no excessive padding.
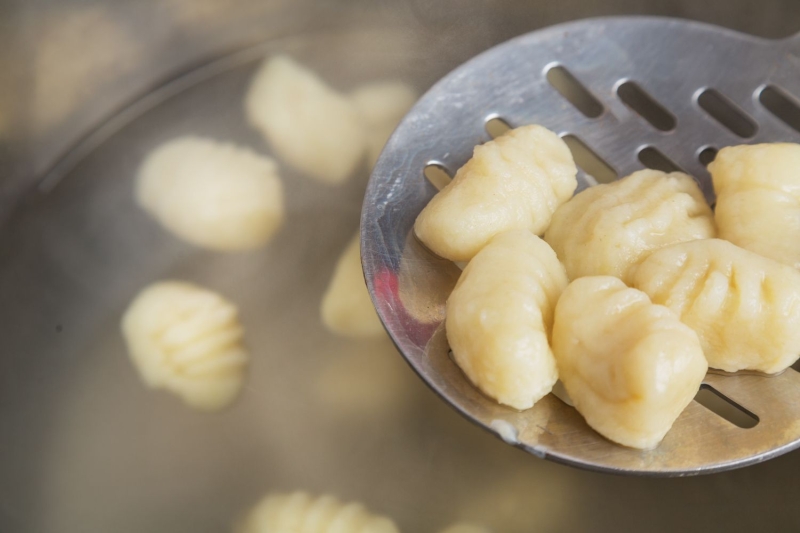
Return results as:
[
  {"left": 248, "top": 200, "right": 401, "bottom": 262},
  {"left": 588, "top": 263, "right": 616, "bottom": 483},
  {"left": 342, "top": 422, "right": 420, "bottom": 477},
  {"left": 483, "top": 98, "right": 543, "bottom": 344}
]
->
[{"left": 2, "top": 1, "right": 800, "bottom": 531}]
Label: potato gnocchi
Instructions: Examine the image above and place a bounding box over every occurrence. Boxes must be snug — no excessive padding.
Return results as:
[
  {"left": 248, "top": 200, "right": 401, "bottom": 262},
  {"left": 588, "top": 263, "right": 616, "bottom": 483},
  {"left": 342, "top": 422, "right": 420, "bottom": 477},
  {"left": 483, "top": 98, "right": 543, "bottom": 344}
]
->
[
  {"left": 544, "top": 169, "right": 715, "bottom": 281},
  {"left": 710, "top": 143, "right": 800, "bottom": 269},
  {"left": 552, "top": 276, "right": 707, "bottom": 449},
  {"left": 415, "top": 125, "right": 578, "bottom": 262},
  {"left": 631, "top": 238, "right": 800, "bottom": 374},
  {"left": 245, "top": 55, "right": 366, "bottom": 185},
  {"left": 446, "top": 230, "right": 568, "bottom": 410},
  {"left": 237, "top": 491, "right": 400, "bottom": 533},
  {"left": 121, "top": 281, "right": 249, "bottom": 411},
  {"left": 137, "top": 136, "right": 284, "bottom": 251},
  {"left": 321, "top": 233, "right": 385, "bottom": 339}
]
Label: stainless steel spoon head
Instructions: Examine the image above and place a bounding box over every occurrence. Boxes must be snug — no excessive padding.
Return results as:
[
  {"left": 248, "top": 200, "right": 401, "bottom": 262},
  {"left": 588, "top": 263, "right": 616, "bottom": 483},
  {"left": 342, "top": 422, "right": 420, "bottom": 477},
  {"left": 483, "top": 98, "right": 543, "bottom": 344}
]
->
[{"left": 361, "top": 16, "right": 800, "bottom": 475}]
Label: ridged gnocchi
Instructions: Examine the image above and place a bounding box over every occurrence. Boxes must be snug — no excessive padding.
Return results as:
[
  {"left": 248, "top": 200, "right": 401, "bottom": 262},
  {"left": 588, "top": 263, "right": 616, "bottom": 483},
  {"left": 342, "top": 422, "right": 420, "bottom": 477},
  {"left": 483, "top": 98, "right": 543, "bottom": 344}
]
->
[
  {"left": 552, "top": 276, "right": 707, "bottom": 449},
  {"left": 710, "top": 143, "right": 800, "bottom": 269},
  {"left": 245, "top": 55, "right": 366, "bottom": 185},
  {"left": 544, "top": 169, "right": 715, "bottom": 281},
  {"left": 630, "top": 238, "right": 800, "bottom": 374},
  {"left": 350, "top": 82, "right": 417, "bottom": 167},
  {"left": 121, "top": 281, "right": 249, "bottom": 411},
  {"left": 320, "top": 233, "right": 385, "bottom": 339},
  {"left": 237, "top": 491, "right": 400, "bottom": 533},
  {"left": 136, "top": 136, "right": 284, "bottom": 251},
  {"left": 415, "top": 125, "right": 578, "bottom": 262},
  {"left": 446, "top": 230, "right": 568, "bottom": 410}
]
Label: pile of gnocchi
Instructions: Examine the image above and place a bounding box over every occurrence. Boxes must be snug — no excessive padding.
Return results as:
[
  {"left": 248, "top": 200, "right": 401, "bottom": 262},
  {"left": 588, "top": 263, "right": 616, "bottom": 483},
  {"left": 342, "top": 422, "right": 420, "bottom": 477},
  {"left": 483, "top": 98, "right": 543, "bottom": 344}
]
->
[{"left": 416, "top": 124, "right": 800, "bottom": 450}]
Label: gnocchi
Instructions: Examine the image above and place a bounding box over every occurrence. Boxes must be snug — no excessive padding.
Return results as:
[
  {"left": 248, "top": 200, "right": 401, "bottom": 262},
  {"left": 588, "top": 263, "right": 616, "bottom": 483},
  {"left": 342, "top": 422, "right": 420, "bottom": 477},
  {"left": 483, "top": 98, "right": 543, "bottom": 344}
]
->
[
  {"left": 237, "top": 491, "right": 400, "bottom": 533},
  {"left": 321, "top": 233, "right": 385, "bottom": 339},
  {"left": 630, "top": 238, "right": 800, "bottom": 374},
  {"left": 552, "top": 276, "right": 707, "bottom": 449},
  {"left": 245, "top": 55, "right": 366, "bottom": 185},
  {"left": 415, "top": 125, "right": 578, "bottom": 262},
  {"left": 544, "top": 169, "right": 715, "bottom": 281},
  {"left": 446, "top": 230, "right": 568, "bottom": 410},
  {"left": 350, "top": 81, "right": 417, "bottom": 167},
  {"left": 710, "top": 143, "right": 800, "bottom": 269},
  {"left": 137, "top": 136, "right": 284, "bottom": 251},
  {"left": 121, "top": 281, "right": 249, "bottom": 411}
]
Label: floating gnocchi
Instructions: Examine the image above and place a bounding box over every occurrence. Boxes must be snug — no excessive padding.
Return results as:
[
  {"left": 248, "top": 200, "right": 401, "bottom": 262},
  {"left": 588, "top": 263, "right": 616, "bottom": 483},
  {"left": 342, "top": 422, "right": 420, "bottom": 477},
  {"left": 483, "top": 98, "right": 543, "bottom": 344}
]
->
[
  {"left": 446, "top": 230, "right": 568, "bottom": 410},
  {"left": 121, "top": 281, "right": 249, "bottom": 411},
  {"left": 350, "top": 81, "right": 418, "bottom": 167},
  {"left": 245, "top": 55, "right": 366, "bottom": 185},
  {"left": 552, "top": 276, "right": 707, "bottom": 449},
  {"left": 631, "top": 239, "right": 800, "bottom": 374},
  {"left": 321, "top": 233, "right": 385, "bottom": 339},
  {"left": 710, "top": 143, "right": 800, "bottom": 269},
  {"left": 137, "top": 136, "right": 284, "bottom": 251},
  {"left": 544, "top": 169, "right": 715, "bottom": 281},
  {"left": 237, "top": 491, "right": 400, "bottom": 533},
  {"left": 415, "top": 125, "right": 578, "bottom": 262}
]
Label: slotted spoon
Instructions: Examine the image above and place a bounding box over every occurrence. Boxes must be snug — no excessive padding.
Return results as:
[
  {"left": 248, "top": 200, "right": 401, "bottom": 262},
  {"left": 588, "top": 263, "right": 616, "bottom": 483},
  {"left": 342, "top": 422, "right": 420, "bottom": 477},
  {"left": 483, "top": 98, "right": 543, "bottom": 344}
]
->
[{"left": 361, "top": 16, "right": 800, "bottom": 475}]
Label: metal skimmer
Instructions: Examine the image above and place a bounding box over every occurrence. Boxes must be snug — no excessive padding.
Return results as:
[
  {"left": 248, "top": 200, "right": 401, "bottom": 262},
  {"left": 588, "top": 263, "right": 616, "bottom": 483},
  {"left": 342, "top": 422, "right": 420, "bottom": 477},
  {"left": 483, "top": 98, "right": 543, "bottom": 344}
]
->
[{"left": 361, "top": 17, "right": 800, "bottom": 475}]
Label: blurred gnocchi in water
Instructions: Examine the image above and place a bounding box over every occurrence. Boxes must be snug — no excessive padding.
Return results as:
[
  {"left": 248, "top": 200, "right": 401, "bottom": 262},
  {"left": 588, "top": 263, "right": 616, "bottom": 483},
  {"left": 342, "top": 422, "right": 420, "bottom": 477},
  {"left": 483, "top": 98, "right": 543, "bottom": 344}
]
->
[
  {"left": 544, "top": 169, "right": 715, "bottom": 281},
  {"left": 237, "top": 491, "right": 400, "bottom": 533},
  {"left": 415, "top": 125, "right": 578, "bottom": 262},
  {"left": 137, "top": 136, "right": 284, "bottom": 251},
  {"left": 32, "top": 6, "right": 144, "bottom": 133},
  {"left": 350, "top": 81, "right": 417, "bottom": 166},
  {"left": 245, "top": 55, "right": 366, "bottom": 185},
  {"left": 121, "top": 281, "right": 249, "bottom": 411},
  {"left": 631, "top": 239, "right": 800, "bottom": 374},
  {"left": 446, "top": 230, "right": 568, "bottom": 410},
  {"left": 321, "top": 233, "right": 385, "bottom": 339},
  {"left": 553, "top": 276, "right": 707, "bottom": 449},
  {"left": 710, "top": 143, "right": 800, "bottom": 269}
]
